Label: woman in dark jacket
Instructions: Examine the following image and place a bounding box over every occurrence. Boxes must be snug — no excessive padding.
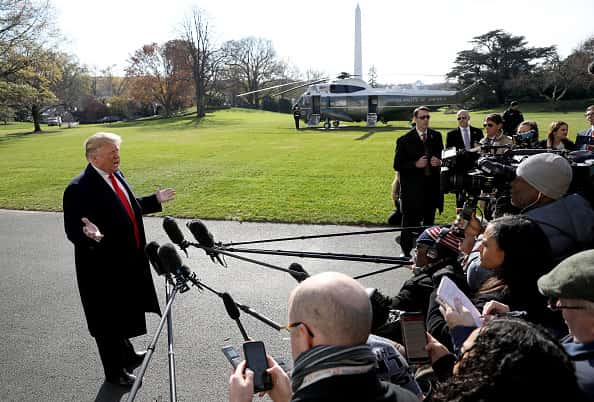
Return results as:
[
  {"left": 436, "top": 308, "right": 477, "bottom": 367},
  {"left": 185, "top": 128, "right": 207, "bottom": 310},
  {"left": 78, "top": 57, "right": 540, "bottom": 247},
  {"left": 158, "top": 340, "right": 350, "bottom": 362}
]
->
[
  {"left": 538, "top": 121, "right": 576, "bottom": 150},
  {"left": 426, "top": 215, "right": 561, "bottom": 349}
]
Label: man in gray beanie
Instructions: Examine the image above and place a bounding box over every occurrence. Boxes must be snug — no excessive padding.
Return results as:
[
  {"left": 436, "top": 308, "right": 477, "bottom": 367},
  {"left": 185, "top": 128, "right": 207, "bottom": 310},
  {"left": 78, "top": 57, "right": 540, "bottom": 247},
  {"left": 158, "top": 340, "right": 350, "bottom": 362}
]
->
[
  {"left": 538, "top": 249, "right": 594, "bottom": 401},
  {"left": 512, "top": 153, "right": 594, "bottom": 260},
  {"left": 463, "top": 153, "right": 594, "bottom": 291}
]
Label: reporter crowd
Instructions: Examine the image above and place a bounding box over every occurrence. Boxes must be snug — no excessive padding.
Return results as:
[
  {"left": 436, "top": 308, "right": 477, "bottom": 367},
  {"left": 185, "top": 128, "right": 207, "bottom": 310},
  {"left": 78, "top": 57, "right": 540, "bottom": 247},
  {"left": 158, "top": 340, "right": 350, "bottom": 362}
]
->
[{"left": 228, "top": 104, "right": 594, "bottom": 402}]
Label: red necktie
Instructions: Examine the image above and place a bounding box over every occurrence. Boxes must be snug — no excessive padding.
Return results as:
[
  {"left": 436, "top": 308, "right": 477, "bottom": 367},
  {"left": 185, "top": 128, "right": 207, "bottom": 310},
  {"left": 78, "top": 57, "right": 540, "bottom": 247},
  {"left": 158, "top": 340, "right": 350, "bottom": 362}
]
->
[{"left": 109, "top": 174, "right": 141, "bottom": 248}]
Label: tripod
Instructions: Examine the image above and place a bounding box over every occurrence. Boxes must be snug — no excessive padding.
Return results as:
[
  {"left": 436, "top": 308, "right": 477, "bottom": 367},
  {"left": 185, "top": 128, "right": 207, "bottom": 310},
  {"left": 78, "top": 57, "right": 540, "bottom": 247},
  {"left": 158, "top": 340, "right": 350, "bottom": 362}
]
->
[{"left": 126, "top": 274, "right": 186, "bottom": 402}]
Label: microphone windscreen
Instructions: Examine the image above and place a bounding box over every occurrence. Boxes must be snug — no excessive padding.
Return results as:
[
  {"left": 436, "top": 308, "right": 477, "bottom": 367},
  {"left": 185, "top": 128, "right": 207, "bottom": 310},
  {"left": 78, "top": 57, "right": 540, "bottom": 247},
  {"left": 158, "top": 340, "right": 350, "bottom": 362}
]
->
[
  {"left": 158, "top": 243, "right": 182, "bottom": 275},
  {"left": 145, "top": 241, "right": 165, "bottom": 276},
  {"left": 163, "top": 216, "right": 186, "bottom": 246},
  {"left": 187, "top": 219, "right": 215, "bottom": 248},
  {"left": 288, "top": 262, "right": 310, "bottom": 283},
  {"left": 222, "top": 292, "right": 241, "bottom": 320}
]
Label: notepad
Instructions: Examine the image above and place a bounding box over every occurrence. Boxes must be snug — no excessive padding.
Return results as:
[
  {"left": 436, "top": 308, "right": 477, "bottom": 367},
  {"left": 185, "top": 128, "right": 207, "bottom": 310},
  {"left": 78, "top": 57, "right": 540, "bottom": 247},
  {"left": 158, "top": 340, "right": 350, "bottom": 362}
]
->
[{"left": 436, "top": 276, "right": 483, "bottom": 327}]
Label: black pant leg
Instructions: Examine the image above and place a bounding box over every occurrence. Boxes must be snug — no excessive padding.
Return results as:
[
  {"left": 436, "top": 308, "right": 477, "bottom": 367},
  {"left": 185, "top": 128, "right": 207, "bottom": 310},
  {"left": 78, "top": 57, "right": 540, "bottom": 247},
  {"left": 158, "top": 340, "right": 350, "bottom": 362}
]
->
[
  {"left": 422, "top": 207, "right": 436, "bottom": 227},
  {"left": 401, "top": 210, "right": 422, "bottom": 256},
  {"left": 95, "top": 336, "right": 126, "bottom": 378}
]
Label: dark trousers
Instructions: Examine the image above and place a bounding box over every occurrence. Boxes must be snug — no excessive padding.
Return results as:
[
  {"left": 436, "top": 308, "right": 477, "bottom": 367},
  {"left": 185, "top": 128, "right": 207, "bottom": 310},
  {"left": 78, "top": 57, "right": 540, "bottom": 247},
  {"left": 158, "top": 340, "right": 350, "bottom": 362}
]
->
[
  {"left": 294, "top": 117, "right": 300, "bottom": 129},
  {"left": 95, "top": 336, "right": 137, "bottom": 378},
  {"left": 400, "top": 207, "right": 436, "bottom": 256}
]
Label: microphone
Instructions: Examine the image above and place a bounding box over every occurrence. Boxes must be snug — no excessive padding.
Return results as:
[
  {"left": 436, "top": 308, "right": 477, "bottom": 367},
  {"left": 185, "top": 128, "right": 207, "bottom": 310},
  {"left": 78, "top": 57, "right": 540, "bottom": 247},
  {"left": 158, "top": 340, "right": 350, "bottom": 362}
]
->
[
  {"left": 157, "top": 243, "right": 190, "bottom": 292},
  {"left": 288, "top": 262, "right": 310, "bottom": 283},
  {"left": 187, "top": 219, "right": 214, "bottom": 247},
  {"left": 187, "top": 219, "right": 224, "bottom": 266},
  {"left": 145, "top": 241, "right": 166, "bottom": 276},
  {"left": 222, "top": 292, "right": 249, "bottom": 341},
  {"left": 163, "top": 217, "right": 189, "bottom": 255}
]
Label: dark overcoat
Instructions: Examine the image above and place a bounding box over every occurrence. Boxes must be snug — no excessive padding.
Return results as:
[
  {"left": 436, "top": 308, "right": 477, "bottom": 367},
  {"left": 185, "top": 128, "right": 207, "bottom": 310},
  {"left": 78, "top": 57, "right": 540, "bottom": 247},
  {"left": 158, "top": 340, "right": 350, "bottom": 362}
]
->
[
  {"left": 393, "top": 128, "right": 444, "bottom": 214},
  {"left": 63, "top": 164, "right": 161, "bottom": 338}
]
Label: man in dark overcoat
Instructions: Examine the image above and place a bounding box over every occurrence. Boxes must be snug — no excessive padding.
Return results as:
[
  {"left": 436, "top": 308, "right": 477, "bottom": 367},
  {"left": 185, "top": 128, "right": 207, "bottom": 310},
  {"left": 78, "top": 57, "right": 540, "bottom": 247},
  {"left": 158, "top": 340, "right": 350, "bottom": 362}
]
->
[
  {"left": 63, "top": 132, "right": 175, "bottom": 386},
  {"left": 393, "top": 106, "right": 443, "bottom": 257}
]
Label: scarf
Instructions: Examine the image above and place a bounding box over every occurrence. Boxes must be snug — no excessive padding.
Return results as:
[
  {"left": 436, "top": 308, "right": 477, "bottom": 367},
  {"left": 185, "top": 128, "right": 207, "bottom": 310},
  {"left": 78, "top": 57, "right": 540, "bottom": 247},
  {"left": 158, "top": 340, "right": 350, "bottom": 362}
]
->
[{"left": 291, "top": 344, "right": 377, "bottom": 393}]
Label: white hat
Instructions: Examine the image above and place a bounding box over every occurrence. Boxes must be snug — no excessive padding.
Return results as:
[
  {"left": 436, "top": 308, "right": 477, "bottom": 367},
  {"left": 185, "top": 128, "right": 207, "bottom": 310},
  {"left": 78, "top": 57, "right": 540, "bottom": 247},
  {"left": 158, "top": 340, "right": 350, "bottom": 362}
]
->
[{"left": 516, "top": 153, "right": 572, "bottom": 200}]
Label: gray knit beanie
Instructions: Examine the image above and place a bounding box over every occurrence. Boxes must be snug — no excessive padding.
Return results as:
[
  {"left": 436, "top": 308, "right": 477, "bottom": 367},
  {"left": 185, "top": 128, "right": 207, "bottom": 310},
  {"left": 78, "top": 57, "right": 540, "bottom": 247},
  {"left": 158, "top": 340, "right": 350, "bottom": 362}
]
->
[{"left": 516, "top": 153, "right": 572, "bottom": 200}]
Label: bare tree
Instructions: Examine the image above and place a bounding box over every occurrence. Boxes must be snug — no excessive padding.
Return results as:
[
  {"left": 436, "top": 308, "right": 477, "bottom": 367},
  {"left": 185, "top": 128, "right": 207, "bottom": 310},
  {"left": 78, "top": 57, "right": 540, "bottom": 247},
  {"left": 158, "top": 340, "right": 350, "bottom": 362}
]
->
[
  {"left": 181, "top": 7, "right": 222, "bottom": 118},
  {"left": 222, "top": 37, "right": 285, "bottom": 107}
]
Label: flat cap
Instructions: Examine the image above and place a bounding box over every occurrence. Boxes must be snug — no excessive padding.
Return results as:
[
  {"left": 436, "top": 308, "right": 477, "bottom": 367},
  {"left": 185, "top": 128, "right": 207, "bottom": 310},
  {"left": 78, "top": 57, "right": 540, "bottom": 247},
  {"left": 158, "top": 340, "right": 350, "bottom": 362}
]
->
[{"left": 538, "top": 249, "right": 594, "bottom": 302}]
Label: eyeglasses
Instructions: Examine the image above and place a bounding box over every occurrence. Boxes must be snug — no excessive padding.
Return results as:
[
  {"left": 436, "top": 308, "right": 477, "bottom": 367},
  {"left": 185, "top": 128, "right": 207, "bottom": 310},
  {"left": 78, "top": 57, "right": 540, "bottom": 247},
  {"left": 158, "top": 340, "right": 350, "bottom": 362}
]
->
[
  {"left": 483, "top": 123, "right": 494, "bottom": 127},
  {"left": 547, "top": 298, "right": 586, "bottom": 311},
  {"left": 280, "top": 321, "right": 315, "bottom": 337},
  {"left": 417, "top": 115, "right": 430, "bottom": 120},
  {"left": 457, "top": 117, "right": 468, "bottom": 121}
]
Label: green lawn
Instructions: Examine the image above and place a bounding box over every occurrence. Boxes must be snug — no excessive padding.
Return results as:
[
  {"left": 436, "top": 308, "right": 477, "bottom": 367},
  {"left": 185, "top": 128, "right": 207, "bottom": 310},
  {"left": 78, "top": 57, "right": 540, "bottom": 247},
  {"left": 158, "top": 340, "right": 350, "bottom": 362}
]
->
[{"left": 0, "top": 106, "right": 590, "bottom": 225}]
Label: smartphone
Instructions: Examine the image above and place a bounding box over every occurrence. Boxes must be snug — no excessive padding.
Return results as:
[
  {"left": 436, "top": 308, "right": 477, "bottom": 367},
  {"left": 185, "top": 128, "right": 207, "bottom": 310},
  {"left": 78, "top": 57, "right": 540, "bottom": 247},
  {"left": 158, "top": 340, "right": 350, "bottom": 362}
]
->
[
  {"left": 243, "top": 341, "right": 273, "bottom": 393},
  {"left": 400, "top": 312, "right": 430, "bottom": 365},
  {"left": 221, "top": 345, "right": 242, "bottom": 369}
]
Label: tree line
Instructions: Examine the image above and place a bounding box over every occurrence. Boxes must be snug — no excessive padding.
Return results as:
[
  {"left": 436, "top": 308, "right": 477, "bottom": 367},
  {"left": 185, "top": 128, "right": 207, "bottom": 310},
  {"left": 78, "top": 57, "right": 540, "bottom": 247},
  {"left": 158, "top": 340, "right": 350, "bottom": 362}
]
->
[{"left": 1, "top": 1, "right": 593, "bottom": 132}]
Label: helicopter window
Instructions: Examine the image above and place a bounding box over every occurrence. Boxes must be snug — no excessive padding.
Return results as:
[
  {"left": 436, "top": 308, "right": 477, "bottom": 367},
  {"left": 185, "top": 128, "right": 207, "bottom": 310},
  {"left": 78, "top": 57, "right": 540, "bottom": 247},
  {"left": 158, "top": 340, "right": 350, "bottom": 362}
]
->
[
  {"left": 348, "top": 85, "right": 365, "bottom": 93},
  {"left": 330, "top": 84, "right": 365, "bottom": 93}
]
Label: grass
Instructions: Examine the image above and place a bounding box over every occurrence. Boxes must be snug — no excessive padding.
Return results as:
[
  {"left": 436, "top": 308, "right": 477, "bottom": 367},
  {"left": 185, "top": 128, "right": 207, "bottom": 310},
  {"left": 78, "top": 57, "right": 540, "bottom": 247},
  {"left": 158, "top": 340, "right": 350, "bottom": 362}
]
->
[{"left": 0, "top": 104, "right": 590, "bottom": 225}]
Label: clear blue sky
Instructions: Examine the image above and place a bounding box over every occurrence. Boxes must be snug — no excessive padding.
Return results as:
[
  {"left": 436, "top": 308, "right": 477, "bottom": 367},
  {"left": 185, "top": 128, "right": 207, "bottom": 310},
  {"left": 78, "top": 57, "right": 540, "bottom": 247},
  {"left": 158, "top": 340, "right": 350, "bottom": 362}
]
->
[{"left": 53, "top": 0, "right": 594, "bottom": 84}]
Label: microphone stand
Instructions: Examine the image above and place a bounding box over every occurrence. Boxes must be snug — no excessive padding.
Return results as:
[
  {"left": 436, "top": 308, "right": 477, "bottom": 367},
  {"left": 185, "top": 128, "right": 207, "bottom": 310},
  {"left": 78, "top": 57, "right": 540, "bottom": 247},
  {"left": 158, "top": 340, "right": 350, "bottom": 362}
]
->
[
  {"left": 183, "top": 271, "right": 282, "bottom": 331},
  {"left": 165, "top": 275, "right": 177, "bottom": 402},
  {"left": 127, "top": 276, "right": 187, "bottom": 402}
]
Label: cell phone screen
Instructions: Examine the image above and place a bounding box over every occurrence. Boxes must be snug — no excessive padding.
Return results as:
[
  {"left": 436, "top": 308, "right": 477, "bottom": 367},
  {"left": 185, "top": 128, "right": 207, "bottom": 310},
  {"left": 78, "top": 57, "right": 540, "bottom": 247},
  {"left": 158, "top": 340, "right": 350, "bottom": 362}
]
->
[
  {"left": 400, "top": 313, "right": 430, "bottom": 364},
  {"left": 243, "top": 341, "right": 272, "bottom": 393}
]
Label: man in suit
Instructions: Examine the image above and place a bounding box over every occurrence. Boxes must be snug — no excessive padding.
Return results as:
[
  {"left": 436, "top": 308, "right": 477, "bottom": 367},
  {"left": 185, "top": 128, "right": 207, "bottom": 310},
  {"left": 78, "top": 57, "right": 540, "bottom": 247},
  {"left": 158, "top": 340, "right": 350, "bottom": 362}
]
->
[
  {"left": 446, "top": 110, "right": 483, "bottom": 207},
  {"left": 575, "top": 105, "right": 594, "bottom": 151},
  {"left": 393, "top": 106, "right": 443, "bottom": 257},
  {"left": 445, "top": 110, "right": 483, "bottom": 151},
  {"left": 63, "top": 132, "right": 176, "bottom": 386}
]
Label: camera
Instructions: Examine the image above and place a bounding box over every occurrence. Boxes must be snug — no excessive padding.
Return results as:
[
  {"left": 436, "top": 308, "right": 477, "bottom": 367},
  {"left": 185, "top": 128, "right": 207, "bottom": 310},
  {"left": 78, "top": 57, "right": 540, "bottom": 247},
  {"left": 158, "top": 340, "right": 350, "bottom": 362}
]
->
[
  {"left": 442, "top": 146, "right": 594, "bottom": 219},
  {"left": 512, "top": 129, "right": 539, "bottom": 148}
]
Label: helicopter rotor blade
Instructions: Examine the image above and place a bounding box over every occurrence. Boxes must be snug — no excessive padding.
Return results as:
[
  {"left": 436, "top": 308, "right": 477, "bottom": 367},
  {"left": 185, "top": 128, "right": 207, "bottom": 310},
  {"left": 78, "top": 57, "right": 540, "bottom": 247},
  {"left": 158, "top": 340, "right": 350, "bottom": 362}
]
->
[
  {"left": 236, "top": 81, "right": 303, "bottom": 97},
  {"left": 270, "top": 78, "right": 329, "bottom": 97}
]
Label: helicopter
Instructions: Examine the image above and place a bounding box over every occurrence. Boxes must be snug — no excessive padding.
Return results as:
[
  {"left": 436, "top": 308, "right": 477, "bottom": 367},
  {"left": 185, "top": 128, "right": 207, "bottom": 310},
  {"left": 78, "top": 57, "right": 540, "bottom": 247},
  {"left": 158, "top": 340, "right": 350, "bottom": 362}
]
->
[{"left": 238, "top": 72, "right": 479, "bottom": 129}]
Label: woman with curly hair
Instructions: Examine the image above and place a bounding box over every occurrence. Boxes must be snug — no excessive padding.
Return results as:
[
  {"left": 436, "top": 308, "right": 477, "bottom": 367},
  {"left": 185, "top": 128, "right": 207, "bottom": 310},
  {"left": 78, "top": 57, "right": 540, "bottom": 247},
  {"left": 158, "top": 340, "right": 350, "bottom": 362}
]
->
[{"left": 427, "top": 318, "right": 586, "bottom": 402}]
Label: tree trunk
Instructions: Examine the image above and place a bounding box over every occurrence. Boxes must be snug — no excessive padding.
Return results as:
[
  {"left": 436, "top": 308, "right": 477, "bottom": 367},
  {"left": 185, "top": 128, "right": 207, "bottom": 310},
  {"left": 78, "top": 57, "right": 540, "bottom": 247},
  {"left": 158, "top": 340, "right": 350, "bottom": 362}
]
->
[{"left": 32, "top": 104, "right": 42, "bottom": 133}]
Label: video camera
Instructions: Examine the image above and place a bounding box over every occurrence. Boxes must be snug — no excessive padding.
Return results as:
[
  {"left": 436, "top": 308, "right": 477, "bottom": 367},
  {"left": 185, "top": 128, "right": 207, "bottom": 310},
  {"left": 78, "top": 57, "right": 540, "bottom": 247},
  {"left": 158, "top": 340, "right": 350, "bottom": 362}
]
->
[
  {"left": 512, "top": 129, "right": 539, "bottom": 148},
  {"left": 441, "top": 146, "right": 594, "bottom": 220}
]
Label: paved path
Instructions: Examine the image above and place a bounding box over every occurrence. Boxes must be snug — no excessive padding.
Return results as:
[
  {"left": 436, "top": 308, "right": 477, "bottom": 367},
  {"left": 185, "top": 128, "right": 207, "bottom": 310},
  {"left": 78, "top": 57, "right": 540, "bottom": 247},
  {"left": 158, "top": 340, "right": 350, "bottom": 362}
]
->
[{"left": 0, "top": 210, "right": 410, "bottom": 402}]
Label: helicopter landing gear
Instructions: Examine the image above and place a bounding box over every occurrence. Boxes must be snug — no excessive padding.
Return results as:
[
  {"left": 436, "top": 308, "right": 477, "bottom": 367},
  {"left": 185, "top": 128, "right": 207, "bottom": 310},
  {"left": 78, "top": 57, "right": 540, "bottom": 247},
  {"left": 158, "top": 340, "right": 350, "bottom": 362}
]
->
[
  {"left": 332, "top": 120, "right": 340, "bottom": 127},
  {"left": 323, "top": 119, "right": 331, "bottom": 129}
]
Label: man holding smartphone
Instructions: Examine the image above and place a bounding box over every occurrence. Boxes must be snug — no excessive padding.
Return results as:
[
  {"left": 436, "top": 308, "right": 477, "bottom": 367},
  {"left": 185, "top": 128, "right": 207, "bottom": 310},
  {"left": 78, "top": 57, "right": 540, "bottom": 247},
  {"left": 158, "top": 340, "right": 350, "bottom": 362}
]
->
[{"left": 228, "top": 272, "right": 418, "bottom": 402}]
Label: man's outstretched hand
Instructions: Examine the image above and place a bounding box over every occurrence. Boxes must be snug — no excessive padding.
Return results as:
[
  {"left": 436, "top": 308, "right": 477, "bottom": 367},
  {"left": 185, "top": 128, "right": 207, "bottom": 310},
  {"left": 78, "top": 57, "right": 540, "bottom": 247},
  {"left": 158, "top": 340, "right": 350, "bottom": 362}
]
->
[
  {"left": 81, "top": 217, "right": 103, "bottom": 242},
  {"left": 156, "top": 187, "right": 176, "bottom": 203}
]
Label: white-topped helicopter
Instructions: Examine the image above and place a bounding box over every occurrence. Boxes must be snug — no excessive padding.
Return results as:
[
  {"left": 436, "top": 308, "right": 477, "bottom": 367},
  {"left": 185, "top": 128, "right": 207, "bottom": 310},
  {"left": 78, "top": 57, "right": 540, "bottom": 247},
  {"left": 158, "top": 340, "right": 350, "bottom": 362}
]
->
[{"left": 238, "top": 72, "right": 478, "bottom": 129}]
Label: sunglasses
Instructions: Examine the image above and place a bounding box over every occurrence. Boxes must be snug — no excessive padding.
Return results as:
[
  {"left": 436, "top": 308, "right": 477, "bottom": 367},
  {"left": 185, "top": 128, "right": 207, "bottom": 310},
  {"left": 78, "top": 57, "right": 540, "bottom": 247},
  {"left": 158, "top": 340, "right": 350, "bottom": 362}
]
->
[
  {"left": 483, "top": 123, "right": 494, "bottom": 127},
  {"left": 280, "top": 321, "right": 315, "bottom": 337},
  {"left": 417, "top": 115, "right": 430, "bottom": 120},
  {"left": 457, "top": 117, "right": 468, "bottom": 121}
]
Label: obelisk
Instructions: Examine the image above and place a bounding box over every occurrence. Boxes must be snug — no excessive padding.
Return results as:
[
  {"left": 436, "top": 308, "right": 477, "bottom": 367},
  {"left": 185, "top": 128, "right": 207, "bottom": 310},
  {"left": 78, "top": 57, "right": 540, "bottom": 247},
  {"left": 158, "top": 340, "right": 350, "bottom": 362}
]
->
[{"left": 354, "top": 4, "right": 362, "bottom": 79}]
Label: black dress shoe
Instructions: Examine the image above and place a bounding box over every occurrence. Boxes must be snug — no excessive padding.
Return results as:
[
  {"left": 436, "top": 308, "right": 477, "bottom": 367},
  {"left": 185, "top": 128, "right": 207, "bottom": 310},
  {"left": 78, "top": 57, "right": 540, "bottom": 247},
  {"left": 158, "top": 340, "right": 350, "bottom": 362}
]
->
[
  {"left": 106, "top": 370, "right": 137, "bottom": 387},
  {"left": 126, "top": 350, "right": 147, "bottom": 372}
]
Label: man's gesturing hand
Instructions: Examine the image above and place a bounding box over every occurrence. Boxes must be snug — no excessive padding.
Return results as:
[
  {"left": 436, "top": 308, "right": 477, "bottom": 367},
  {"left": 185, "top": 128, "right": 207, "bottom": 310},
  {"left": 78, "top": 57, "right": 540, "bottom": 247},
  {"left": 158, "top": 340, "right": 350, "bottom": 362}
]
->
[
  {"left": 81, "top": 217, "right": 103, "bottom": 242},
  {"left": 156, "top": 187, "right": 176, "bottom": 203}
]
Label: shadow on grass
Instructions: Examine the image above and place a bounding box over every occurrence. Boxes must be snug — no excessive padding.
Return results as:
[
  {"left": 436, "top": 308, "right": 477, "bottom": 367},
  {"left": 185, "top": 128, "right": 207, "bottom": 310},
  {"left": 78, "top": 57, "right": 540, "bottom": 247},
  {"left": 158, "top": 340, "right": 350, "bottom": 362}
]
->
[{"left": 0, "top": 129, "right": 61, "bottom": 145}]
